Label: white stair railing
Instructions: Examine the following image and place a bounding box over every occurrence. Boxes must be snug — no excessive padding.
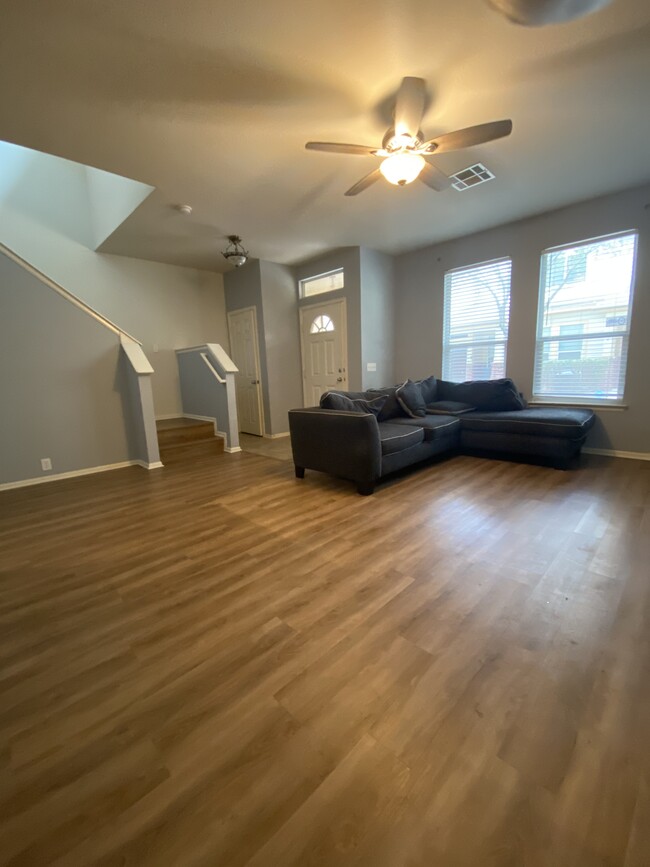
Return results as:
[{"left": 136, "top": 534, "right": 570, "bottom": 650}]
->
[
  {"left": 175, "top": 344, "right": 240, "bottom": 452},
  {"left": 120, "top": 336, "right": 162, "bottom": 468}
]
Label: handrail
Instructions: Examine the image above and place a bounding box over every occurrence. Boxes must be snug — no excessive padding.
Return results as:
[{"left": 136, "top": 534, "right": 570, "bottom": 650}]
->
[
  {"left": 176, "top": 343, "right": 238, "bottom": 374},
  {"left": 200, "top": 352, "right": 226, "bottom": 384},
  {"left": 0, "top": 241, "right": 142, "bottom": 344}
]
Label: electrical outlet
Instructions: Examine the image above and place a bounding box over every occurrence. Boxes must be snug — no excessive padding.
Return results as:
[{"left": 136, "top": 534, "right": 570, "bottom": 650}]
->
[
  {"left": 366, "top": 362, "right": 377, "bottom": 372},
  {"left": 41, "top": 458, "right": 52, "bottom": 471}
]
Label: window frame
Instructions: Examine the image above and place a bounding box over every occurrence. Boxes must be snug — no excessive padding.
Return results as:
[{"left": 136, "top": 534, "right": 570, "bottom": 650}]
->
[
  {"left": 442, "top": 256, "right": 513, "bottom": 383},
  {"left": 299, "top": 268, "right": 344, "bottom": 300},
  {"left": 532, "top": 230, "right": 638, "bottom": 406}
]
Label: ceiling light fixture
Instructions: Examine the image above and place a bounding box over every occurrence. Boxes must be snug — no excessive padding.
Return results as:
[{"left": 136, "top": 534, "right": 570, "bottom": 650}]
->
[
  {"left": 379, "top": 151, "right": 426, "bottom": 186},
  {"left": 222, "top": 235, "right": 249, "bottom": 268}
]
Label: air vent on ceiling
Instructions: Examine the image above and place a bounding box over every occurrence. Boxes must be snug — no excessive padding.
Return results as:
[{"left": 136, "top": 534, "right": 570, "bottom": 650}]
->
[{"left": 450, "top": 163, "right": 495, "bottom": 191}]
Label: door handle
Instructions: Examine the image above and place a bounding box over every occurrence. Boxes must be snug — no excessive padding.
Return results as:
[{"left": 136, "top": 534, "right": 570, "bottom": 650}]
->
[
  {"left": 336, "top": 377, "right": 343, "bottom": 382},
  {"left": 251, "top": 379, "right": 259, "bottom": 385}
]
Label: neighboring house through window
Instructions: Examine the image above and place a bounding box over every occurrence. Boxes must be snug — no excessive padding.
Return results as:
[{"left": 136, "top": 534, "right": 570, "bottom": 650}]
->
[
  {"left": 442, "top": 258, "right": 512, "bottom": 382},
  {"left": 533, "top": 231, "right": 637, "bottom": 403}
]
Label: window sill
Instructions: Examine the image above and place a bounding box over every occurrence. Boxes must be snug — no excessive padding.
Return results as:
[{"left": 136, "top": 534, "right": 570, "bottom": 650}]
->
[{"left": 529, "top": 400, "right": 628, "bottom": 412}]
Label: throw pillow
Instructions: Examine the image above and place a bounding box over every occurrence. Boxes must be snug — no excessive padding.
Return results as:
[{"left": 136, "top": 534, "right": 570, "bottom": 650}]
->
[
  {"left": 320, "top": 391, "right": 387, "bottom": 417},
  {"left": 395, "top": 379, "right": 427, "bottom": 418},
  {"left": 366, "top": 386, "right": 404, "bottom": 421},
  {"left": 416, "top": 375, "right": 438, "bottom": 405},
  {"left": 426, "top": 401, "right": 476, "bottom": 415}
]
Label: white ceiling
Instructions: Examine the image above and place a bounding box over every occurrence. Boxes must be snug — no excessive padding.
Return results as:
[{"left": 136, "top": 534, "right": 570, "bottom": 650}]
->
[{"left": 1, "top": 0, "right": 649, "bottom": 272}]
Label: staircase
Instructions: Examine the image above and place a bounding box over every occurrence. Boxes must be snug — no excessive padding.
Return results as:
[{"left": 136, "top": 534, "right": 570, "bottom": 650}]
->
[{"left": 156, "top": 418, "right": 224, "bottom": 462}]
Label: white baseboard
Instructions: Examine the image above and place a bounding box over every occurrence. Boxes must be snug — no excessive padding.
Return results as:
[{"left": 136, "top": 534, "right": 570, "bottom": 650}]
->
[
  {"left": 583, "top": 447, "right": 650, "bottom": 461},
  {"left": 182, "top": 413, "right": 217, "bottom": 423},
  {"left": 136, "top": 460, "right": 164, "bottom": 469},
  {"left": 263, "top": 432, "right": 290, "bottom": 439},
  {"left": 225, "top": 446, "right": 242, "bottom": 453},
  {"left": 0, "top": 460, "right": 147, "bottom": 491}
]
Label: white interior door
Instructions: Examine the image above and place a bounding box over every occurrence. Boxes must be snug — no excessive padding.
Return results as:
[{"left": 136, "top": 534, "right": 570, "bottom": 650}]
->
[
  {"left": 299, "top": 299, "right": 348, "bottom": 406},
  {"left": 228, "top": 307, "right": 264, "bottom": 436}
]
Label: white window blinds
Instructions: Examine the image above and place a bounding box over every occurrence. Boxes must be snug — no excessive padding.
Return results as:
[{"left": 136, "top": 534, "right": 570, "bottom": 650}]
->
[
  {"left": 533, "top": 232, "right": 637, "bottom": 403},
  {"left": 442, "top": 258, "right": 512, "bottom": 382}
]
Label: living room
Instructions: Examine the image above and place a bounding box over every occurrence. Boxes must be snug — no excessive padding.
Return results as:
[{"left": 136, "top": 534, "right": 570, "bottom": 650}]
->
[{"left": 1, "top": 0, "right": 649, "bottom": 864}]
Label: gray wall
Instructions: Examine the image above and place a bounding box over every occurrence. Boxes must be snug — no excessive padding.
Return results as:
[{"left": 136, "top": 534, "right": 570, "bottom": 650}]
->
[
  {"left": 260, "top": 261, "right": 303, "bottom": 434},
  {"left": 224, "top": 260, "right": 272, "bottom": 434},
  {"left": 293, "top": 247, "right": 363, "bottom": 391},
  {"left": 394, "top": 184, "right": 650, "bottom": 454},
  {"left": 0, "top": 208, "right": 228, "bottom": 418},
  {"left": 360, "top": 247, "right": 395, "bottom": 390},
  {"left": 0, "top": 252, "right": 138, "bottom": 484}
]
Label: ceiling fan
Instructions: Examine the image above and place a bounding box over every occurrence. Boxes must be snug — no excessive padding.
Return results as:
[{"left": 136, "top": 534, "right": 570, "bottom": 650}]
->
[{"left": 305, "top": 77, "right": 512, "bottom": 196}]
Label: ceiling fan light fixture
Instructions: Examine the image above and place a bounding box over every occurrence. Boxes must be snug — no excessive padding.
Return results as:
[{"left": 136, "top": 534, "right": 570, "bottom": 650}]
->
[
  {"left": 222, "top": 234, "right": 249, "bottom": 268},
  {"left": 380, "top": 152, "right": 425, "bottom": 186}
]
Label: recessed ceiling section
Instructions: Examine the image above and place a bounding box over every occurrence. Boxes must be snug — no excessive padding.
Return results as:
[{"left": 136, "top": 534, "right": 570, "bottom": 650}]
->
[{"left": 0, "top": 139, "right": 154, "bottom": 251}]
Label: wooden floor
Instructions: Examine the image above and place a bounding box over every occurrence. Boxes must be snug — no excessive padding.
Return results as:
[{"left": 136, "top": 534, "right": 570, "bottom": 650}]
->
[{"left": 0, "top": 450, "right": 649, "bottom": 866}]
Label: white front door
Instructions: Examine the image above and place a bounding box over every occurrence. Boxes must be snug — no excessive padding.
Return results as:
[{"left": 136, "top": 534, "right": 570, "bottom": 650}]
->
[
  {"left": 299, "top": 298, "right": 348, "bottom": 406},
  {"left": 227, "top": 307, "right": 264, "bottom": 436}
]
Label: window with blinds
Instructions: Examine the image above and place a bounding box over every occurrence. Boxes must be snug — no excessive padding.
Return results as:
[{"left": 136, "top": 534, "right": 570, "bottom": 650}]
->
[
  {"left": 299, "top": 268, "right": 344, "bottom": 299},
  {"left": 442, "top": 258, "right": 512, "bottom": 382},
  {"left": 533, "top": 231, "right": 637, "bottom": 404}
]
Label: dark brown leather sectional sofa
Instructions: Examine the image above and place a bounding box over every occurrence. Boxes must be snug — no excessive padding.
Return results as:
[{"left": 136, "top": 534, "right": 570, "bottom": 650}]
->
[{"left": 288, "top": 377, "right": 595, "bottom": 495}]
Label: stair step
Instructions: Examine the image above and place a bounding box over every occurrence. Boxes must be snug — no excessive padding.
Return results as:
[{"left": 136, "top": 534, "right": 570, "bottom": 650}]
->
[
  {"left": 156, "top": 417, "right": 215, "bottom": 447},
  {"left": 160, "top": 438, "right": 225, "bottom": 462}
]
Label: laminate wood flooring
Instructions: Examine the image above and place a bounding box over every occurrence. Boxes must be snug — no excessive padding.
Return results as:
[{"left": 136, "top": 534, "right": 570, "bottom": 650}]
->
[{"left": 0, "top": 451, "right": 648, "bottom": 866}]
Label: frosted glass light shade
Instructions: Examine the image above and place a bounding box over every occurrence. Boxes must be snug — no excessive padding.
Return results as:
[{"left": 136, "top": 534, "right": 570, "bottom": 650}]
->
[{"left": 380, "top": 152, "right": 425, "bottom": 186}]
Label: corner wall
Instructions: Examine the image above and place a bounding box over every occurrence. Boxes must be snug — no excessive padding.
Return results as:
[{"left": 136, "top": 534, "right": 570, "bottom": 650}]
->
[
  {"left": 360, "top": 248, "right": 395, "bottom": 390},
  {"left": 394, "top": 184, "right": 650, "bottom": 454},
  {"left": 260, "top": 261, "right": 303, "bottom": 434}
]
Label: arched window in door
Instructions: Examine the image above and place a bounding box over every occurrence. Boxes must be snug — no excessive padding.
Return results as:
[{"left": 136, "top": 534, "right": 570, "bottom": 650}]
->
[{"left": 310, "top": 314, "right": 335, "bottom": 334}]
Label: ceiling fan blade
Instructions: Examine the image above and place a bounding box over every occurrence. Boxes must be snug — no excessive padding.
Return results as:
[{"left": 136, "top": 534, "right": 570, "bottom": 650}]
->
[
  {"left": 344, "top": 168, "right": 383, "bottom": 197},
  {"left": 305, "top": 142, "right": 378, "bottom": 156},
  {"left": 394, "top": 77, "right": 426, "bottom": 139},
  {"left": 420, "top": 161, "right": 452, "bottom": 191},
  {"left": 424, "top": 120, "right": 513, "bottom": 154}
]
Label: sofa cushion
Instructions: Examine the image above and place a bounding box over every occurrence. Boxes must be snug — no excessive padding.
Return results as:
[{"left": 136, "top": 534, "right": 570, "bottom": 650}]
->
[
  {"left": 426, "top": 401, "right": 476, "bottom": 416},
  {"left": 395, "top": 380, "right": 427, "bottom": 418},
  {"left": 386, "top": 415, "right": 461, "bottom": 442},
  {"left": 320, "top": 391, "right": 387, "bottom": 417},
  {"left": 366, "top": 386, "right": 405, "bottom": 422},
  {"left": 378, "top": 422, "right": 424, "bottom": 455},
  {"left": 459, "top": 407, "right": 596, "bottom": 440},
  {"left": 416, "top": 375, "right": 438, "bottom": 405},
  {"left": 437, "top": 378, "right": 526, "bottom": 411}
]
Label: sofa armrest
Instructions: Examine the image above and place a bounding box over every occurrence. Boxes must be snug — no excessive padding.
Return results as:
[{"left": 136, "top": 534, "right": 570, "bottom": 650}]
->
[{"left": 288, "top": 408, "right": 382, "bottom": 483}]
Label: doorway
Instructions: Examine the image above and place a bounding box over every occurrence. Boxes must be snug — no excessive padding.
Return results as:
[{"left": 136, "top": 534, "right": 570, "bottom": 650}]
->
[
  {"left": 299, "top": 298, "right": 348, "bottom": 406},
  {"left": 227, "top": 306, "right": 264, "bottom": 436}
]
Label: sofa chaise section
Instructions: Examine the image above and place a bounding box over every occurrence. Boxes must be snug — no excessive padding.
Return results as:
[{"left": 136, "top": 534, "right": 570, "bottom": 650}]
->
[{"left": 457, "top": 407, "right": 595, "bottom": 463}]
